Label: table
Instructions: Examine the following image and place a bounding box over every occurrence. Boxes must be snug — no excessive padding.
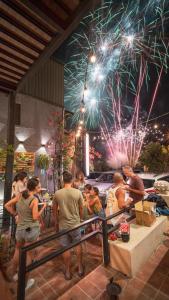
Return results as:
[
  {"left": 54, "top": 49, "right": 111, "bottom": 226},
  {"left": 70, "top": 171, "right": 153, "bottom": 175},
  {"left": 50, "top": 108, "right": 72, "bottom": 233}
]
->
[{"left": 109, "top": 216, "right": 168, "bottom": 277}]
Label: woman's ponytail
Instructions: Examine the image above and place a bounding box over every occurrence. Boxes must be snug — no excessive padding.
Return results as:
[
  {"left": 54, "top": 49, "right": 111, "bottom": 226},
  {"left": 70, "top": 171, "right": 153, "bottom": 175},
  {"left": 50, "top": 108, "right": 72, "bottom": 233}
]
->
[
  {"left": 21, "top": 178, "right": 39, "bottom": 199},
  {"left": 22, "top": 190, "right": 29, "bottom": 199}
]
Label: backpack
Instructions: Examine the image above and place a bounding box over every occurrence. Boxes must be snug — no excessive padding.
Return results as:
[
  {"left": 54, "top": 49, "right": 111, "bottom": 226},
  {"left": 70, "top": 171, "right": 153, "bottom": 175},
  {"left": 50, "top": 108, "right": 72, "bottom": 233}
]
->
[{"left": 146, "top": 193, "right": 168, "bottom": 209}]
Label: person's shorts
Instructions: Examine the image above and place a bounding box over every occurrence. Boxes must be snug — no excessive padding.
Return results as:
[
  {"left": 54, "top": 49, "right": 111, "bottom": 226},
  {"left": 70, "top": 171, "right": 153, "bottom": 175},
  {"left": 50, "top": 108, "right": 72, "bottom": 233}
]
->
[
  {"left": 16, "top": 226, "right": 40, "bottom": 243},
  {"left": 59, "top": 228, "right": 81, "bottom": 247}
]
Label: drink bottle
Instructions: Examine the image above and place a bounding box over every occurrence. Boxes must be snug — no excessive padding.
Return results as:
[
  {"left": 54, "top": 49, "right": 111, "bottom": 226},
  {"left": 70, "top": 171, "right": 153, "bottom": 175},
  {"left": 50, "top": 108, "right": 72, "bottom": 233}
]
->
[{"left": 119, "top": 216, "right": 130, "bottom": 242}]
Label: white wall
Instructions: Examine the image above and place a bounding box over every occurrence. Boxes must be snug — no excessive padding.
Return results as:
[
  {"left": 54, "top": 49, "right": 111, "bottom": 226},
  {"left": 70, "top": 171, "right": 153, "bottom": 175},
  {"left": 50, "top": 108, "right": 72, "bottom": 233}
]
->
[
  {"left": 0, "top": 91, "right": 63, "bottom": 197},
  {"left": 0, "top": 91, "right": 62, "bottom": 152}
]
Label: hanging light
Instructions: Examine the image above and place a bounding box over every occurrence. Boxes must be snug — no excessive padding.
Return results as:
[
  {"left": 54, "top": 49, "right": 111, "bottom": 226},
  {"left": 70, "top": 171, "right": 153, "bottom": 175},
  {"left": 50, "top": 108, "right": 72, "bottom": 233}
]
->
[
  {"left": 90, "top": 54, "right": 96, "bottom": 63},
  {"left": 76, "top": 132, "right": 80, "bottom": 138},
  {"left": 79, "top": 120, "right": 83, "bottom": 125},
  {"left": 84, "top": 86, "right": 89, "bottom": 97},
  {"left": 80, "top": 106, "right": 86, "bottom": 113}
]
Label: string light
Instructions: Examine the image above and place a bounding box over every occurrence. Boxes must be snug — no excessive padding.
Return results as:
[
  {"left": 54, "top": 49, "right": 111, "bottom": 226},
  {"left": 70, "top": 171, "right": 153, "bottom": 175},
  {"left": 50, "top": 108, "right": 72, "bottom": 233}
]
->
[
  {"left": 90, "top": 54, "right": 96, "bottom": 63},
  {"left": 80, "top": 106, "right": 86, "bottom": 113},
  {"left": 84, "top": 86, "right": 89, "bottom": 97}
]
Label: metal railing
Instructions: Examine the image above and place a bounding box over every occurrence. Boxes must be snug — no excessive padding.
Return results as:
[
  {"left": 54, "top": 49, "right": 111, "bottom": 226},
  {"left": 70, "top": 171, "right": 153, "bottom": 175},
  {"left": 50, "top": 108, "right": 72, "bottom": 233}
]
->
[{"left": 17, "top": 209, "right": 135, "bottom": 300}]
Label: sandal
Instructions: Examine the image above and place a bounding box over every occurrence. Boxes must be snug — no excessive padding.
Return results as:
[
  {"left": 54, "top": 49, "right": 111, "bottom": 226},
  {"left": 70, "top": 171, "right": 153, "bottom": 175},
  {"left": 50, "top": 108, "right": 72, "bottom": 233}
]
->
[
  {"left": 78, "top": 265, "right": 85, "bottom": 278},
  {"left": 63, "top": 270, "right": 72, "bottom": 281}
]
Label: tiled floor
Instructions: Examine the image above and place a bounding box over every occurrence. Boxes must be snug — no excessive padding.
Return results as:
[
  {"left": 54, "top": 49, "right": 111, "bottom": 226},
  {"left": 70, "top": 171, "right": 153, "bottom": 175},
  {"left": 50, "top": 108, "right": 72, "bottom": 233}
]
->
[
  {"left": 2, "top": 234, "right": 169, "bottom": 300},
  {"left": 58, "top": 238, "right": 169, "bottom": 300},
  {"left": 6, "top": 234, "right": 102, "bottom": 300}
]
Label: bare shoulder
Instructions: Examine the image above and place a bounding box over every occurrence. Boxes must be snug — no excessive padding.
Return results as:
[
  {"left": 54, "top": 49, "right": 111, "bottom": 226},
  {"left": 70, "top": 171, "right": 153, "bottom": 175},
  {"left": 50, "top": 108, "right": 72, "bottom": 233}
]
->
[{"left": 116, "top": 187, "right": 125, "bottom": 195}]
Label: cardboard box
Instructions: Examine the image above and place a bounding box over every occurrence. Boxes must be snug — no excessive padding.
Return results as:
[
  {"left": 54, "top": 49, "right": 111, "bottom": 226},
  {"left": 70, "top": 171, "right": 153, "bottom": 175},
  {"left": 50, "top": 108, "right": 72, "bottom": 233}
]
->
[{"left": 135, "top": 201, "right": 156, "bottom": 227}]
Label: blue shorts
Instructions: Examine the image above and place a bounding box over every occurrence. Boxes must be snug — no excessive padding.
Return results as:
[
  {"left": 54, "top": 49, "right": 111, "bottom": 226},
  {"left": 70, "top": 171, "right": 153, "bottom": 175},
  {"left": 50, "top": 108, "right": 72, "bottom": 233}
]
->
[
  {"left": 59, "top": 228, "right": 81, "bottom": 247},
  {"left": 96, "top": 209, "right": 106, "bottom": 218}
]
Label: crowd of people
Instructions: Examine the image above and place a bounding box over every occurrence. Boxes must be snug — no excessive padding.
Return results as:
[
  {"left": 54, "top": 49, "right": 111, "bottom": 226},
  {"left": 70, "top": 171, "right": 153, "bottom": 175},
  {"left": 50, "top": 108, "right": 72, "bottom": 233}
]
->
[{"left": 4, "top": 166, "right": 145, "bottom": 287}]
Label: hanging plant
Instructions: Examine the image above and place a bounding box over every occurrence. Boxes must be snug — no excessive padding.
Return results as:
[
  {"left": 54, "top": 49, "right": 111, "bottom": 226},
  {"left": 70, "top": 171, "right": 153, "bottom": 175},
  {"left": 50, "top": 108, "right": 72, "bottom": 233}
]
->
[{"left": 36, "top": 154, "right": 50, "bottom": 170}]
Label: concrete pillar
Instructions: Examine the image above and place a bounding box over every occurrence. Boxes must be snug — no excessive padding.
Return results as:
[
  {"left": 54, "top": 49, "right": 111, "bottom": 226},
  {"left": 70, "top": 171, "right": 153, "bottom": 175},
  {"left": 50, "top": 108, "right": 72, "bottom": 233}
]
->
[{"left": 3, "top": 92, "right": 16, "bottom": 228}]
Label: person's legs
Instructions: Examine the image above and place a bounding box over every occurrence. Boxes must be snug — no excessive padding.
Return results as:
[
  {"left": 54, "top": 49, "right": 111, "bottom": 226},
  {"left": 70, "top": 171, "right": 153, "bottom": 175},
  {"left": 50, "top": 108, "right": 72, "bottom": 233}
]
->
[
  {"left": 22, "top": 227, "right": 40, "bottom": 289},
  {"left": 75, "top": 244, "right": 83, "bottom": 275},
  {"left": 59, "top": 233, "right": 72, "bottom": 279},
  {"left": 12, "top": 241, "right": 23, "bottom": 278},
  {"left": 11, "top": 229, "right": 24, "bottom": 279},
  {"left": 70, "top": 229, "right": 84, "bottom": 276},
  {"left": 62, "top": 250, "right": 71, "bottom": 278}
]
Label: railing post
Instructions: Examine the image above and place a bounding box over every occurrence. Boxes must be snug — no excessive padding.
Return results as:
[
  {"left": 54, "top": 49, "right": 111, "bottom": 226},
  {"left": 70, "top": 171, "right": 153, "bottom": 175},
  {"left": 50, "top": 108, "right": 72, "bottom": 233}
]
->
[
  {"left": 102, "top": 218, "right": 110, "bottom": 266},
  {"left": 17, "top": 248, "right": 27, "bottom": 300}
]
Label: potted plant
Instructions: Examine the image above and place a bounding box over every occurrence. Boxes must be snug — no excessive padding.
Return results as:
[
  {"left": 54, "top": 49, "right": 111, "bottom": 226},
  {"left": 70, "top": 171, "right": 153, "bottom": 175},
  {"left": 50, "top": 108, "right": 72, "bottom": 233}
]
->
[{"left": 36, "top": 154, "right": 50, "bottom": 170}]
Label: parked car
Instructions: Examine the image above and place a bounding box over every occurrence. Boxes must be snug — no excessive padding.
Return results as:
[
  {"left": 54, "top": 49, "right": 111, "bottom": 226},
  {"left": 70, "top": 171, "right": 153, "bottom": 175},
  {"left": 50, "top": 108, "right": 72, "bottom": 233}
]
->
[
  {"left": 87, "top": 172, "right": 102, "bottom": 180},
  {"left": 139, "top": 173, "right": 169, "bottom": 193},
  {"left": 86, "top": 171, "right": 125, "bottom": 200}
]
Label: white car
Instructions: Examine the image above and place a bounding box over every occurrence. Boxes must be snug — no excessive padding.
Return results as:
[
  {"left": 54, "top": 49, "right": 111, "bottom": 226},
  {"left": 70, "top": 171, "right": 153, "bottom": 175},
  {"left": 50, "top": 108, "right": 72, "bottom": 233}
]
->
[
  {"left": 86, "top": 171, "right": 124, "bottom": 198},
  {"left": 86, "top": 171, "right": 169, "bottom": 196},
  {"left": 138, "top": 173, "right": 169, "bottom": 193}
]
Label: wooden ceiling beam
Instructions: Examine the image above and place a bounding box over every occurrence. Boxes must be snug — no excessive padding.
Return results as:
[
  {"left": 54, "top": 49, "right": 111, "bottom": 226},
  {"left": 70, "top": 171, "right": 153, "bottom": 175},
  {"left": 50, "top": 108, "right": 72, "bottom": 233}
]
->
[
  {"left": 0, "top": 80, "right": 17, "bottom": 92},
  {"left": 0, "top": 57, "right": 29, "bottom": 72},
  {"left": 0, "top": 70, "right": 21, "bottom": 81},
  {"left": 17, "top": 0, "right": 100, "bottom": 92},
  {"left": 0, "top": 74, "right": 19, "bottom": 84},
  {"left": 56, "top": 0, "right": 73, "bottom": 16},
  {"left": 0, "top": 60, "right": 25, "bottom": 76},
  {"left": 1, "top": 39, "right": 38, "bottom": 61},
  {"left": 0, "top": 65, "right": 25, "bottom": 77},
  {"left": 4, "top": 0, "right": 54, "bottom": 37},
  {"left": 0, "top": 86, "right": 13, "bottom": 93},
  {"left": 21, "top": 0, "right": 64, "bottom": 34},
  {"left": 28, "top": 0, "right": 67, "bottom": 30},
  {"left": 0, "top": 49, "right": 32, "bottom": 67},
  {"left": 1, "top": 26, "right": 42, "bottom": 54},
  {"left": 1, "top": 10, "right": 49, "bottom": 46}
]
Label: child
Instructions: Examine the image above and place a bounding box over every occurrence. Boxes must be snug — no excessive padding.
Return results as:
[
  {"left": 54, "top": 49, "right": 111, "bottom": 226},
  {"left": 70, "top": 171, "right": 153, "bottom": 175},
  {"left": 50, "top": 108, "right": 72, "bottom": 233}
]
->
[
  {"left": 82, "top": 184, "right": 93, "bottom": 220},
  {"left": 83, "top": 184, "right": 92, "bottom": 202},
  {"left": 88, "top": 187, "right": 105, "bottom": 218}
]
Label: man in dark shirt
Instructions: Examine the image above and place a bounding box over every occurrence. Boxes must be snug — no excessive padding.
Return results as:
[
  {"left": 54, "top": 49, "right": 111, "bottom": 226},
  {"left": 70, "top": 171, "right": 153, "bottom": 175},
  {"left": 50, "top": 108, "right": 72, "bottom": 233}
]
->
[{"left": 122, "top": 166, "right": 145, "bottom": 203}]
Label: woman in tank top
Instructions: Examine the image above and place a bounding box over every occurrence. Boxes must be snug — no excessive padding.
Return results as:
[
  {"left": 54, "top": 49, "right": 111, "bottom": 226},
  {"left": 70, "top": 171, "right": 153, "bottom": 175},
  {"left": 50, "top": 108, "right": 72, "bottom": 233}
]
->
[
  {"left": 5, "top": 178, "right": 46, "bottom": 289},
  {"left": 73, "top": 171, "right": 86, "bottom": 191},
  {"left": 105, "top": 173, "right": 133, "bottom": 225}
]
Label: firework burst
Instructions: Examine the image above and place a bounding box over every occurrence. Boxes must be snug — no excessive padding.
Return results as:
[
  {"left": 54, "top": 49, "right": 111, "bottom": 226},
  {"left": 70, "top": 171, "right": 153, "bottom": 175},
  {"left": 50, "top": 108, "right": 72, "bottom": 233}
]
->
[{"left": 64, "top": 0, "right": 169, "bottom": 166}]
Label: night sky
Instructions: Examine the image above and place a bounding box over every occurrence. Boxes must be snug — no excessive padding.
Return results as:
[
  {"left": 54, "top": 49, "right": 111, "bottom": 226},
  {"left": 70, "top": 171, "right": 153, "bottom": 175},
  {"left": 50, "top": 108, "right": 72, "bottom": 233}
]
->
[{"left": 54, "top": 0, "right": 169, "bottom": 126}]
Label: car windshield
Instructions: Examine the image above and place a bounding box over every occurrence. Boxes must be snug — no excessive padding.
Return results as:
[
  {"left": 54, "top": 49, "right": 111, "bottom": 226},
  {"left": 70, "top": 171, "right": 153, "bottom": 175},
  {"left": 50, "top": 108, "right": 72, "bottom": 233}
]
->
[
  {"left": 142, "top": 179, "right": 155, "bottom": 189},
  {"left": 97, "top": 174, "right": 114, "bottom": 182},
  {"left": 87, "top": 173, "right": 100, "bottom": 179}
]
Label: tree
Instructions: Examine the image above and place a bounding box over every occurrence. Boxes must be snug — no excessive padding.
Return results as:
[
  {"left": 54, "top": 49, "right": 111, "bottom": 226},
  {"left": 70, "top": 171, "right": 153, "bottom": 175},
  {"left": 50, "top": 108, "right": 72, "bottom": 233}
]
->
[
  {"left": 46, "top": 111, "right": 75, "bottom": 191},
  {"left": 139, "top": 142, "right": 169, "bottom": 173}
]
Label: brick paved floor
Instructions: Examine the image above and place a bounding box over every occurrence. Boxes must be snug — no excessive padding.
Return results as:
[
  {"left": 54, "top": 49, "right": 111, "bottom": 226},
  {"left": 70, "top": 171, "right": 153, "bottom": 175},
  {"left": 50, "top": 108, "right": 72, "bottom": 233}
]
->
[
  {"left": 59, "top": 238, "right": 169, "bottom": 300},
  {"left": 2, "top": 234, "right": 169, "bottom": 300},
  {"left": 7, "top": 234, "right": 102, "bottom": 300}
]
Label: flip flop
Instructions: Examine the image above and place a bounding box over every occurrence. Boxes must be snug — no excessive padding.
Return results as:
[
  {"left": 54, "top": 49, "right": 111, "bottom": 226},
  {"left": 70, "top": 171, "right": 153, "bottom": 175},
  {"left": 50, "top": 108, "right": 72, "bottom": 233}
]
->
[
  {"left": 63, "top": 270, "right": 72, "bottom": 281},
  {"left": 78, "top": 265, "right": 85, "bottom": 278}
]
